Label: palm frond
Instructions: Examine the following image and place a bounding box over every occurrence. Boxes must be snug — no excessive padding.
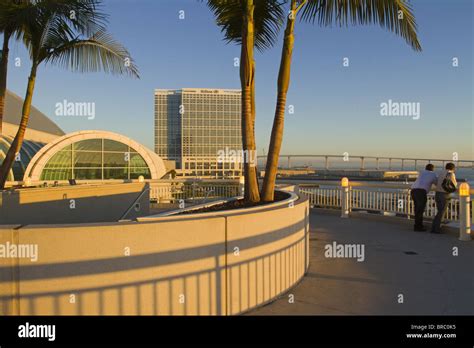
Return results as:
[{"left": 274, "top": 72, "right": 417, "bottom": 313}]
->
[
  {"left": 205, "top": 0, "right": 286, "bottom": 51},
  {"left": 38, "top": 10, "right": 74, "bottom": 54},
  {"left": 43, "top": 28, "right": 139, "bottom": 78},
  {"left": 1, "top": 0, "right": 107, "bottom": 45},
  {"left": 301, "top": 0, "right": 421, "bottom": 51},
  {"left": 39, "top": 0, "right": 108, "bottom": 36},
  {"left": 0, "top": 0, "right": 38, "bottom": 34}
]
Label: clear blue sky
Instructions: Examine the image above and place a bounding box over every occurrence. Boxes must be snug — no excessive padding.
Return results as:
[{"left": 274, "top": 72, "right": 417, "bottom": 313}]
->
[{"left": 4, "top": 0, "right": 473, "bottom": 159}]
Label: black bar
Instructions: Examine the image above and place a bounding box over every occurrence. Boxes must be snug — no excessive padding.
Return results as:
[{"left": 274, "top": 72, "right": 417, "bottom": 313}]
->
[{"left": 0, "top": 316, "right": 472, "bottom": 346}]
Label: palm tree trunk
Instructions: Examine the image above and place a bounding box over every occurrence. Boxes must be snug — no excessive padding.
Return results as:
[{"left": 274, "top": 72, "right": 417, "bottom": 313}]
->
[
  {"left": 0, "top": 31, "right": 11, "bottom": 135},
  {"left": 251, "top": 61, "right": 256, "bottom": 142},
  {"left": 261, "top": 1, "right": 297, "bottom": 202},
  {"left": 240, "top": 0, "right": 260, "bottom": 203},
  {"left": 0, "top": 64, "right": 37, "bottom": 189}
]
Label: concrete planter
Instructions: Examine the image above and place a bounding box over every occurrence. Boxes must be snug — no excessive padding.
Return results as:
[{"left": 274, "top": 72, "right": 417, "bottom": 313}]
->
[{"left": 0, "top": 189, "right": 309, "bottom": 315}]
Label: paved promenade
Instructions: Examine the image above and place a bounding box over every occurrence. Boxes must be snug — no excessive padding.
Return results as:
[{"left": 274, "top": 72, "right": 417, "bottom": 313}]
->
[{"left": 250, "top": 211, "right": 474, "bottom": 315}]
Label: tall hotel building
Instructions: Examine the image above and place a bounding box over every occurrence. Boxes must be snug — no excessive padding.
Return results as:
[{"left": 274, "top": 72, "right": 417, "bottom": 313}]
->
[{"left": 154, "top": 88, "right": 243, "bottom": 178}]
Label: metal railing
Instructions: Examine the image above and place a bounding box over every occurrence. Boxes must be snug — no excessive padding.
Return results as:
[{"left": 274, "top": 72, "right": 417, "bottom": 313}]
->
[
  {"left": 149, "top": 180, "right": 241, "bottom": 203},
  {"left": 146, "top": 179, "right": 468, "bottom": 223},
  {"left": 299, "top": 182, "right": 470, "bottom": 223}
]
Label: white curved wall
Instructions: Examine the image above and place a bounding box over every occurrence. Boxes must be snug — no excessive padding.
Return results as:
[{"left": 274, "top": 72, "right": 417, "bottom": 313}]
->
[{"left": 0, "top": 194, "right": 309, "bottom": 316}]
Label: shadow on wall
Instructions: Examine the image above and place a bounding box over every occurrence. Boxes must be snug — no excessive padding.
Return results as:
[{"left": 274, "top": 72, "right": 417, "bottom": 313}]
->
[
  {"left": 0, "top": 199, "right": 309, "bottom": 315},
  {"left": 0, "top": 183, "right": 150, "bottom": 224}
]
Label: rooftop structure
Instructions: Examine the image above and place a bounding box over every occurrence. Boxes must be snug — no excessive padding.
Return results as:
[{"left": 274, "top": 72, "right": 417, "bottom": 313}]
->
[{"left": 24, "top": 130, "right": 167, "bottom": 182}]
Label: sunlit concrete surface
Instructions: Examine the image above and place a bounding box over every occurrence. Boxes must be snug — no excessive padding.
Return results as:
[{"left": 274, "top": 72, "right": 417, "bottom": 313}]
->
[
  {"left": 0, "top": 194, "right": 309, "bottom": 315},
  {"left": 249, "top": 210, "right": 474, "bottom": 315}
]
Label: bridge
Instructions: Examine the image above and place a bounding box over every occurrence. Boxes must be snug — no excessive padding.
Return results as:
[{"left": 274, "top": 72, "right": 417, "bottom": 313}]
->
[{"left": 257, "top": 154, "right": 474, "bottom": 171}]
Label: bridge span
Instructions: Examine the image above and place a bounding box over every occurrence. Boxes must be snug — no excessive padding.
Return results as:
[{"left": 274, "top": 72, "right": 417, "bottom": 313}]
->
[{"left": 257, "top": 154, "right": 474, "bottom": 171}]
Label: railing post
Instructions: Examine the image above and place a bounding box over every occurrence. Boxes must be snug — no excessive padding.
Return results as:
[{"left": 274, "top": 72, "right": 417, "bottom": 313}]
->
[
  {"left": 406, "top": 189, "right": 411, "bottom": 220},
  {"left": 325, "top": 156, "right": 329, "bottom": 171},
  {"left": 360, "top": 157, "right": 365, "bottom": 171},
  {"left": 341, "top": 177, "right": 350, "bottom": 218},
  {"left": 458, "top": 183, "right": 471, "bottom": 241},
  {"left": 239, "top": 176, "right": 245, "bottom": 197}
]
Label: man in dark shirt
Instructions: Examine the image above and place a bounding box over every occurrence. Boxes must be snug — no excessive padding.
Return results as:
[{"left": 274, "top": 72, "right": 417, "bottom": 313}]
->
[{"left": 411, "top": 164, "right": 438, "bottom": 231}]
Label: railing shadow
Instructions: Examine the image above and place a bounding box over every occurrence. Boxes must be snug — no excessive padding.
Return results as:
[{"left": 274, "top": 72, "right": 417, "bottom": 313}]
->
[{"left": 0, "top": 208, "right": 309, "bottom": 316}]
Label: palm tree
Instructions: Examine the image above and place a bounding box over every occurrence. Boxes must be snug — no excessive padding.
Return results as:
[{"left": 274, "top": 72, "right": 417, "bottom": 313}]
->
[
  {"left": 0, "top": 0, "right": 138, "bottom": 188},
  {"left": 0, "top": 2, "right": 12, "bottom": 135},
  {"left": 0, "top": 30, "right": 9, "bottom": 135},
  {"left": 0, "top": 0, "right": 106, "bottom": 135},
  {"left": 205, "top": 0, "right": 284, "bottom": 203},
  {"left": 0, "top": 0, "right": 28, "bottom": 135},
  {"left": 260, "top": 0, "right": 422, "bottom": 201}
]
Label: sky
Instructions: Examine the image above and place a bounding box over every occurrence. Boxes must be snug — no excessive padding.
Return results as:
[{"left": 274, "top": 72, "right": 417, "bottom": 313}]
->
[{"left": 3, "top": 0, "right": 473, "bottom": 160}]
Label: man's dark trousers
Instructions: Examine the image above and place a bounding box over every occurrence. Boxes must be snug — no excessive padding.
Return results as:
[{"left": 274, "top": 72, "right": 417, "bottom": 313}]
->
[
  {"left": 432, "top": 192, "right": 449, "bottom": 233},
  {"left": 411, "top": 188, "right": 427, "bottom": 229}
]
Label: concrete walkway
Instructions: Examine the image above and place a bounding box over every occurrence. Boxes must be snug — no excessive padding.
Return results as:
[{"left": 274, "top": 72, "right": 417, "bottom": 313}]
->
[{"left": 250, "top": 210, "right": 474, "bottom": 315}]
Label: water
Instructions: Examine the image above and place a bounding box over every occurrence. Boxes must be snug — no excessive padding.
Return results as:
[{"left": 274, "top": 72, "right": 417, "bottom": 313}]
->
[{"left": 456, "top": 168, "right": 474, "bottom": 184}]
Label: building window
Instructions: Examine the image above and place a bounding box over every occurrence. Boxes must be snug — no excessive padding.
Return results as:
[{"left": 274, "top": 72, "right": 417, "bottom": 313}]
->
[{"left": 40, "top": 138, "right": 152, "bottom": 181}]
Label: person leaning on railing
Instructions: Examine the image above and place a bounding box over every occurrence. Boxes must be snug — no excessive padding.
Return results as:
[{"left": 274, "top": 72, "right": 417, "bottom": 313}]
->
[
  {"left": 411, "top": 164, "right": 438, "bottom": 231},
  {"left": 431, "top": 162, "right": 458, "bottom": 234}
]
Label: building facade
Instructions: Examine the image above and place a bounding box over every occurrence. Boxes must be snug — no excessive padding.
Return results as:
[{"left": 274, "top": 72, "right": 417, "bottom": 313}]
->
[{"left": 154, "top": 88, "right": 243, "bottom": 178}]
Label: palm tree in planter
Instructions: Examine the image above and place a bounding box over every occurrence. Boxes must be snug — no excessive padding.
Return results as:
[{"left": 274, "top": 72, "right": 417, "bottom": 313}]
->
[
  {"left": 0, "top": 0, "right": 19, "bottom": 135},
  {"left": 205, "top": 0, "right": 284, "bottom": 203},
  {"left": 0, "top": 0, "right": 138, "bottom": 188},
  {"left": 0, "top": 0, "right": 107, "bottom": 135},
  {"left": 260, "top": 0, "right": 422, "bottom": 202},
  {"left": 0, "top": 0, "right": 33, "bottom": 135}
]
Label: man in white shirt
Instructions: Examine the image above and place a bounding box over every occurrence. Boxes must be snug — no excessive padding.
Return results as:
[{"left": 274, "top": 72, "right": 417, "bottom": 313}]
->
[
  {"left": 431, "top": 163, "right": 458, "bottom": 234},
  {"left": 411, "top": 164, "right": 438, "bottom": 231}
]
